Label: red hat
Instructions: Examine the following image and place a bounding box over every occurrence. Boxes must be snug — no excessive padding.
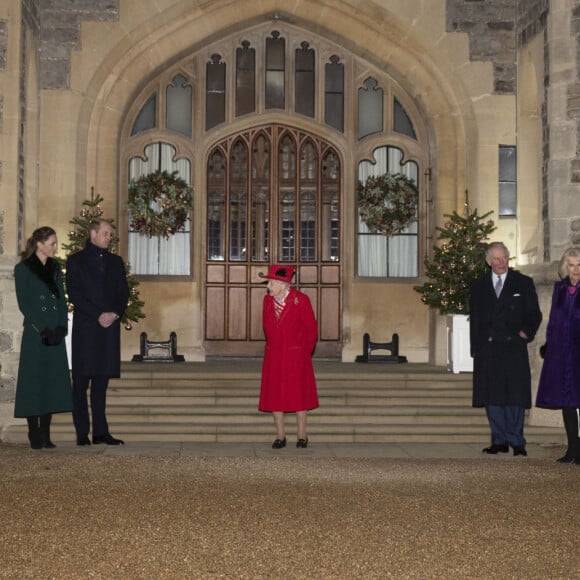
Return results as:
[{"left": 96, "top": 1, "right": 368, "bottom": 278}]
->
[{"left": 260, "top": 264, "right": 296, "bottom": 283}]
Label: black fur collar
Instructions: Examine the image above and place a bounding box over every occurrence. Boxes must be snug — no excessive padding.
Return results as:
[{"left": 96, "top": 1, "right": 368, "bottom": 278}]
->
[{"left": 22, "top": 254, "right": 60, "bottom": 297}]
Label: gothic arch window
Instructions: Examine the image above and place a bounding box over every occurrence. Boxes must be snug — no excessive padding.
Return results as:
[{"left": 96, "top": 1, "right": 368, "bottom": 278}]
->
[
  {"left": 131, "top": 93, "right": 156, "bottom": 135},
  {"left": 358, "top": 77, "right": 383, "bottom": 139},
  {"left": 236, "top": 41, "right": 256, "bottom": 117},
  {"left": 325, "top": 55, "right": 344, "bottom": 132},
  {"left": 206, "top": 54, "right": 226, "bottom": 130},
  {"left": 295, "top": 42, "right": 315, "bottom": 118},
  {"left": 128, "top": 142, "right": 192, "bottom": 275},
  {"left": 166, "top": 75, "right": 192, "bottom": 137},
  {"left": 121, "top": 22, "right": 428, "bottom": 281},
  {"left": 265, "top": 31, "right": 286, "bottom": 109},
  {"left": 357, "top": 145, "right": 419, "bottom": 277}
]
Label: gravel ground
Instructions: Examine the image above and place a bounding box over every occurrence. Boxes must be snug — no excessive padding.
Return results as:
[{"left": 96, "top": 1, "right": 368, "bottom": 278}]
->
[{"left": 0, "top": 443, "right": 579, "bottom": 579}]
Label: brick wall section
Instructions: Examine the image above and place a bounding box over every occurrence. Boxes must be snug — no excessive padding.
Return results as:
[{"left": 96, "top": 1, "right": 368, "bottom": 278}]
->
[
  {"left": 39, "top": 0, "right": 119, "bottom": 90},
  {"left": 446, "top": 0, "right": 517, "bottom": 94},
  {"left": 517, "top": 0, "right": 549, "bottom": 46}
]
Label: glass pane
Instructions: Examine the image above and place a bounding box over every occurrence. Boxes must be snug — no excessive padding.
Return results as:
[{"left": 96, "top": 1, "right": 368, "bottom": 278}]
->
[
  {"left": 300, "top": 192, "right": 316, "bottom": 261},
  {"left": 325, "top": 55, "right": 344, "bottom": 132},
  {"left": 499, "top": 145, "right": 516, "bottom": 181},
  {"left": 265, "top": 32, "right": 285, "bottom": 109},
  {"left": 358, "top": 78, "right": 383, "bottom": 139},
  {"left": 207, "top": 149, "right": 226, "bottom": 260},
  {"left": 300, "top": 141, "right": 317, "bottom": 261},
  {"left": 499, "top": 182, "right": 517, "bottom": 216},
  {"left": 279, "top": 134, "right": 296, "bottom": 261},
  {"left": 251, "top": 134, "right": 270, "bottom": 261},
  {"left": 236, "top": 40, "right": 255, "bottom": 117},
  {"left": 280, "top": 194, "right": 295, "bottom": 262},
  {"left": 229, "top": 140, "right": 248, "bottom": 261},
  {"left": 166, "top": 75, "right": 192, "bottom": 137},
  {"left": 322, "top": 150, "right": 340, "bottom": 261},
  {"left": 393, "top": 98, "right": 416, "bottom": 139},
  {"left": 206, "top": 54, "right": 226, "bottom": 130},
  {"left": 295, "top": 42, "right": 315, "bottom": 118},
  {"left": 266, "top": 71, "right": 285, "bottom": 109},
  {"left": 131, "top": 93, "right": 156, "bottom": 135}
]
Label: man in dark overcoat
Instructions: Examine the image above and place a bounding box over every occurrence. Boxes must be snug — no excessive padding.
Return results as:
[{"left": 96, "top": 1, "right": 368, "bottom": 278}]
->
[
  {"left": 66, "top": 218, "right": 129, "bottom": 446},
  {"left": 469, "top": 241, "right": 542, "bottom": 456}
]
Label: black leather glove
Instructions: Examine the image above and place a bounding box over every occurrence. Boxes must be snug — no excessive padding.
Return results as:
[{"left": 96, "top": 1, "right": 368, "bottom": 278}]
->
[
  {"left": 54, "top": 326, "right": 68, "bottom": 342},
  {"left": 40, "top": 328, "right": 63, "bottom": 346},
  {"left": 539, "top": 343, "right": 547, "bottom": 359}
]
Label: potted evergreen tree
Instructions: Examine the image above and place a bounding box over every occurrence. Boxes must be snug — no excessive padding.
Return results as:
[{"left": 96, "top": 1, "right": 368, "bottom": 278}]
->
[{"left": 414, "top": 197, "right": 495, "bottom": 372}]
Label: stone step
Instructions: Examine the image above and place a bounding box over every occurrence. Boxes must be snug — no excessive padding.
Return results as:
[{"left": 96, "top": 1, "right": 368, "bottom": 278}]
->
[
  {"left": 1, "top": 362, "right": 565, "bottom": 446},
  {"left": 49, "top": 411, "right": 487, "bottom": 425},
  {"left": 3, "top": 422, "right": 562, "bottom": 445}
]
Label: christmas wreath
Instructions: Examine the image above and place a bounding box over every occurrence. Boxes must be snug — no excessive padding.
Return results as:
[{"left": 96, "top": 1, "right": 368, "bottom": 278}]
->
[
  {"left": 357, "top": 172, "right": 418, "bottom": 236},
  {"left": 128, "top": 170, "right": 194, "bottom": 238}
]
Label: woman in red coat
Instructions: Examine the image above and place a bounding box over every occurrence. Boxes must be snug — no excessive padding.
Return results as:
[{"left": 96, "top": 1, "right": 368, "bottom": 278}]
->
[{"left": 259, "top": 265, "right": 318, "bottom": 449}]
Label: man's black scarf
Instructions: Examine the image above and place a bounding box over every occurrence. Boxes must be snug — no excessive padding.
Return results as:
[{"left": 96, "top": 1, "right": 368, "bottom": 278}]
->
[{"left": 22, "top": 254, "right": 61, "bottom": 298}]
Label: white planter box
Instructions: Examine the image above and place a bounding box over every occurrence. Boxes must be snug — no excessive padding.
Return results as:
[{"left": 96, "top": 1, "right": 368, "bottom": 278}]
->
[{"left": 446, "top": 314, "right": 473, "bottom": 373}]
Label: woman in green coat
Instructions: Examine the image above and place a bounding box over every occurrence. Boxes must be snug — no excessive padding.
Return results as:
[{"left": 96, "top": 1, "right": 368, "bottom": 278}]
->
[{"left": 14, "top": 227, "right": 72, "bottom": 449}]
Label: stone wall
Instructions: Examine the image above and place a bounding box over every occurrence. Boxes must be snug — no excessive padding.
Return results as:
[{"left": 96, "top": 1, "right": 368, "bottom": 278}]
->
[
  {"left": 0, "top": 256, "right": 19, "bottom": 403},
  {"left": 517, "top": 0, "right": 551, "bottom": 259},
  {"left": 39, "top": 0, "right": 118, "bottom": 90},
  {"left": 446, "top": 0, "right": 517, "bottom": 94}
]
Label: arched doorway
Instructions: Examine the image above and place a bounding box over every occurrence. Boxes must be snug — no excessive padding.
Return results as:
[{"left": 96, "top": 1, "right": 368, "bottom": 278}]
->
[{"left": 204, "top": 124, "right": 342, "bottom": 357}]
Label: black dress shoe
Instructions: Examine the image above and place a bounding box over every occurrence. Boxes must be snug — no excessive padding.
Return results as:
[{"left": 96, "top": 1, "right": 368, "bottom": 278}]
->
[
  {"left": 556, "top": 454, "right": 575, "bottom": 463},
  {"left": 76, "top": 436, "right": 91, "bottom": 446},
  {"left": 93, "top": 434, "right": 124, "bottom": 445},
  {"left": 272, "top": 437, "right": 286, "bottom": 449},
  {"left": 482, "top": 444, "right": 509, "bottom": 454},
  {"left": 513, "top": 446, "right": 527, "bottom": 456},
  {"left": 296, "top": 438, "right": 309, "bottom": 448},
  {"left": 41, "top": 439, "right": 56, "bottom": 449}
]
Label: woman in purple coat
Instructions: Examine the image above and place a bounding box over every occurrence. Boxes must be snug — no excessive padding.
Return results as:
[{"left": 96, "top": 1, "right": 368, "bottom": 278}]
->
[{"left": 536, "top": 247, "right": 580, "bottom": 464}]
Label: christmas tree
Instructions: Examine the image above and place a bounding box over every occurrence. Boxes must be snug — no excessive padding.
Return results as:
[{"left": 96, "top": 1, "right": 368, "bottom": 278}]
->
[
  {"left": 414, "top": 196, "right": 496, "bottom": 315},
  {"left": 60, "top": 189, "right": 145, "bottom": 329}
]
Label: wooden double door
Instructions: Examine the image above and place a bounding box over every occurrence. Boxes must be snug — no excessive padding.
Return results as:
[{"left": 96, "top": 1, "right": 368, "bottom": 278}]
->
[{"left": 204, "top": 124, "right": 342, "bottom": 357}]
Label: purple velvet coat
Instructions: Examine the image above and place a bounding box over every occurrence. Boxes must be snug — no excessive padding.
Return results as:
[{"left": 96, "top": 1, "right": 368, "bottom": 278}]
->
[{"left": 536, "top": 278, "right": 580, "bottom": 409}]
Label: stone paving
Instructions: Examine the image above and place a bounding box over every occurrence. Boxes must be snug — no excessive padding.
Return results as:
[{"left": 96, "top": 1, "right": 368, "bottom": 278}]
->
[{"left": 1, "top": 440, "right": 578, "bottom": 579}]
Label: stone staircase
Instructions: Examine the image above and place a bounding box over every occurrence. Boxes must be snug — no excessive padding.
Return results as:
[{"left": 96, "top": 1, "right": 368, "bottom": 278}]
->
[{"left": 3, "top": 360, "right": 565, "bottom": 445}]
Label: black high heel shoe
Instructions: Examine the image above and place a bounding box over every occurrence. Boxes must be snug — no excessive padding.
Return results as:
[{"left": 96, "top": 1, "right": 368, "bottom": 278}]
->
[
  {"left": 296, "top": 437, "right": 309, "bottom": 448},
  {"left": 272, "top": 437, "right": 286, "bottom": 449}
]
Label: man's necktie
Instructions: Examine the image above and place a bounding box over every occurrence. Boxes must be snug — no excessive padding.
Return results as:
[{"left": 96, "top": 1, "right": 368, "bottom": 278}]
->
[{"left": 494, "top": 275, "right": 503, "bottom": 298}]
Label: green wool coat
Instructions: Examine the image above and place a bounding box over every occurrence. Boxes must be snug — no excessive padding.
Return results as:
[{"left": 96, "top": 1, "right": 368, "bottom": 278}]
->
[{"left": 14, "top": 255, "right": 73, "bottom": 418}]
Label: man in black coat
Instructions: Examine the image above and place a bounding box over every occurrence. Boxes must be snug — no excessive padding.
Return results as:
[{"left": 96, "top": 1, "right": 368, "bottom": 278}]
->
[
  {"left": 66, "top": 219, "right": 129, "bottom": 446},
  {"left": 469, "top": 242, "right": 542, "bottom": 457}
]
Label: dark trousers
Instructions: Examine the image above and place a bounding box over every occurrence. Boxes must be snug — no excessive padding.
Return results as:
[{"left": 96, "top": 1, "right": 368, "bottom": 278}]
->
[
  {"left": 562, "top": 407, "right": 580, "bottom": 458},
  {"left": 72, "top": 375, "right": 109, "bottom": 438},
  {"left": 485, "top": 405, "right": 525, "bottom": 447}
]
